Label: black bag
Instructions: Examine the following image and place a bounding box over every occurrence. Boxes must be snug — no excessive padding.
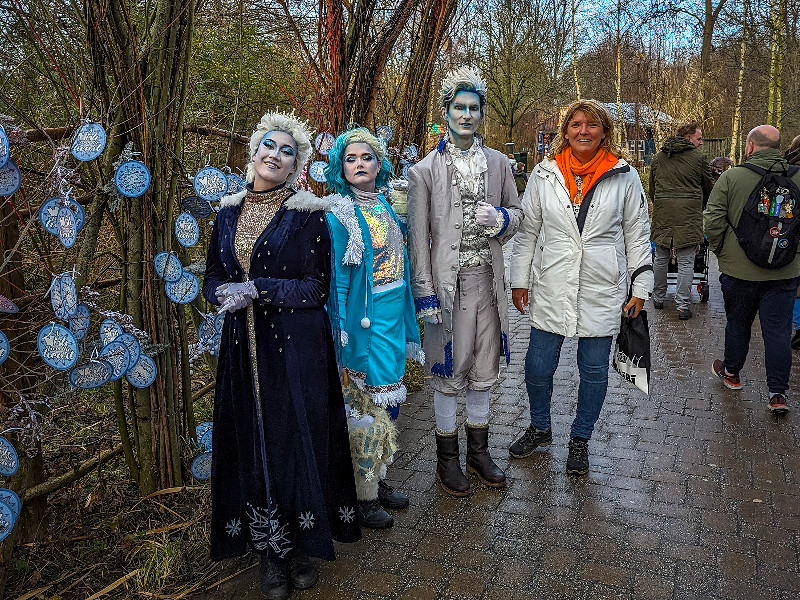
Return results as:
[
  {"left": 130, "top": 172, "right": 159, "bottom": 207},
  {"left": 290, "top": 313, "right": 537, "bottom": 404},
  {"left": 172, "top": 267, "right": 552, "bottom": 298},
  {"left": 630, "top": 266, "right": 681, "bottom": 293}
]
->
[
  {"left": 612, "top": 265, "right": 652, "bottom": 395},
  {"left": 729, "top": 163, "right": 800, "bottom": 269}
]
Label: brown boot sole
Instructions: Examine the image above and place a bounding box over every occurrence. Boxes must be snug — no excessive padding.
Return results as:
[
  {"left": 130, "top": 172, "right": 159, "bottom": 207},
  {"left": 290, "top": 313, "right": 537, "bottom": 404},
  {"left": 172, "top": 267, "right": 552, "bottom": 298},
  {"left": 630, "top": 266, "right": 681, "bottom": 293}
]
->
[
  {"left": 466, "top": 464, "right": 506, "bottom": 488},
  {"left": 435, "top": 471, "right": 472, "bottom": 497}
]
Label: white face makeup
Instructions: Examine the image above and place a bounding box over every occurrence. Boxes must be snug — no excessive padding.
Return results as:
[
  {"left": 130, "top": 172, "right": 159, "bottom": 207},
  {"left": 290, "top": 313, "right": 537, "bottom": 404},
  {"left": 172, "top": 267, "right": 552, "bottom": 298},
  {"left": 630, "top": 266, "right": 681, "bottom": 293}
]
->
[
  {"left": 442, "top": 90, "right": 483, "bottom": 149},
  {"left": 343, "top": 142, "right": 380, "bottom": 192},
  {"left": 252, "top": 130, "right": 297, "bottom": 191}
]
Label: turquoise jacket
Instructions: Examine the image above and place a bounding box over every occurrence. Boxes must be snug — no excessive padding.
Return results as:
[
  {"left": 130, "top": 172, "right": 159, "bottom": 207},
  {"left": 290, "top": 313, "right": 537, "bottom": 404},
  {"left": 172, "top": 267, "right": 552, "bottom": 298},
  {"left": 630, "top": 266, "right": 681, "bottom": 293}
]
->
[{"left": 325, "top": 193, "right": 422, "bottom": 378}]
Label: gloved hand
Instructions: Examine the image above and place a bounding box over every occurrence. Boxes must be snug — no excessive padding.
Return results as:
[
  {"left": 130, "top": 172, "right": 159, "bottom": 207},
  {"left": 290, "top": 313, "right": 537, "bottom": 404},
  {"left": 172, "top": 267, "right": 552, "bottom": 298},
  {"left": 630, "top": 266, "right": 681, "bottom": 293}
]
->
[
  {"left": 422, "top": 311, "right": 442, "bottom": 324},
  {"left": 215, "top": 282, "right": 232, "bottom": 303},
  {"left": 217, "top": 291, "right": 252, "bottom": 314},
  {"left": 475, "top": 201, "right": 499, "bottom": 226},
  {"left": 218, "top": 281, "right": 258, "bottom": 301}
]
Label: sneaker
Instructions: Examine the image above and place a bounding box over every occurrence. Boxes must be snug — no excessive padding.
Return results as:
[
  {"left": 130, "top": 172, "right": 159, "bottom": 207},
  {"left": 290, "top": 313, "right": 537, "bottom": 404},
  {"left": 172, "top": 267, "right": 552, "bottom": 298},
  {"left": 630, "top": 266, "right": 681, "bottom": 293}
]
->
[
  {"left": 677, "top": 308, "right": 692, "bottom": 320},
  {"left": 653, "top": 301, "right": 664, "bottom": 310},
  {"left": 792, "top": 330, "right": 800, "bottom": 350},
  {"left": 768, "top": 394, "right": 789, "bottom": 413},
  {"left": 566, "top": 438, "right": 589, "bottom": 476},
  {"left": 712, "top": 359, "right": 742, "bottom": 390},
  {"left": 508, "top": 425, "right": 552, "bottom": 459},
  {"left": 377, "top": 480, "right": 409, "bottom": 510}
]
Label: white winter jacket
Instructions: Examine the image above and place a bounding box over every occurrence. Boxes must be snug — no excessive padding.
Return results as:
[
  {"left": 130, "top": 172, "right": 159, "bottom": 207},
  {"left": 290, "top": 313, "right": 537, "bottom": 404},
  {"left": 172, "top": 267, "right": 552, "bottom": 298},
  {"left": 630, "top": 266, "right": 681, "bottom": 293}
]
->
[{"left": 510, "top": 156, "right": 654, "bottom": 338}]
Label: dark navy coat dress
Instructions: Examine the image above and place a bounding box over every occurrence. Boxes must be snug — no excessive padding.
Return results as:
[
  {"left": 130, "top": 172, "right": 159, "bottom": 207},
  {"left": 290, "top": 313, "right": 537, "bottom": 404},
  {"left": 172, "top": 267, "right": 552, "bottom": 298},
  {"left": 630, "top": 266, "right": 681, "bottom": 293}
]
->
[{"left": 202, "top": 188, "right": 361, "bottom": 561}]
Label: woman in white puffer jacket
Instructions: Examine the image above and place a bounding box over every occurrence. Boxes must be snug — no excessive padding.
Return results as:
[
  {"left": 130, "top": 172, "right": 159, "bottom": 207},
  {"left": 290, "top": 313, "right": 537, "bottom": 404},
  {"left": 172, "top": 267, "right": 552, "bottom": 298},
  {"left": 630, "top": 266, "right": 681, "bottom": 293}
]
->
[{"left": 508, "top": 99, "right": 653, "bottom": 475}]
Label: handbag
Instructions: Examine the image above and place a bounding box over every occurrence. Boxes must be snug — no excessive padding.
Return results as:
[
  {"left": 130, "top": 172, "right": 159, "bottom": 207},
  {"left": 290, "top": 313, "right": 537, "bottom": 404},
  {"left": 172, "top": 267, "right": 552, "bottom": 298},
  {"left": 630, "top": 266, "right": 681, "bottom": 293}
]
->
[{"left": 612, "top": 265, "right": 653, "bottom": 394}]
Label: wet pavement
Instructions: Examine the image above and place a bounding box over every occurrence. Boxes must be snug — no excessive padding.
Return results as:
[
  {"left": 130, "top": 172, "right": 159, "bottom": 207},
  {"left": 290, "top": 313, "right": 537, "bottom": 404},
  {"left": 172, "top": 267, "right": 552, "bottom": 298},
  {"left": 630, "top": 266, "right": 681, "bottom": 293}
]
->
[{"left": 203, "top": 252, "right": 800, "bottom": 599}]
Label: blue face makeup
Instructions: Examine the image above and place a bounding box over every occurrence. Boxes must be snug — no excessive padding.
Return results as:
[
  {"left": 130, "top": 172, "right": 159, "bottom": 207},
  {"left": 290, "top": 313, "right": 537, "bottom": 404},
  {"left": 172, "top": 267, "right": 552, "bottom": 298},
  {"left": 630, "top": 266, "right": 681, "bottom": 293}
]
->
[{"left": 261, "top": 133, "right": 296, "bottom": 157}]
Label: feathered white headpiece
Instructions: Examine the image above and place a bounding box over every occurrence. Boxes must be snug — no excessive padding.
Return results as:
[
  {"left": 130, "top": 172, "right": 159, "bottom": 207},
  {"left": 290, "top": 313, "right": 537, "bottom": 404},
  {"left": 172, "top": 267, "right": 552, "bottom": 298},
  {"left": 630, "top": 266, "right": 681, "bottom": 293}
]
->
[
  {"left": 438, "top": 67, "right": 488, "bottom": 109},
  {"left": 246, "top": 110, "right": 314, "bottom": 187}
]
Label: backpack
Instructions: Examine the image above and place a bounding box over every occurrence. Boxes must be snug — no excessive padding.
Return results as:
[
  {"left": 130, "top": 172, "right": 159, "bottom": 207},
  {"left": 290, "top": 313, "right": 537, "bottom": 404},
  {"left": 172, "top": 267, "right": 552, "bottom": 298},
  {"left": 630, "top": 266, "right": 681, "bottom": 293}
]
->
[{"left": 729, "top": 163, "right": 800, "bottom": 269}]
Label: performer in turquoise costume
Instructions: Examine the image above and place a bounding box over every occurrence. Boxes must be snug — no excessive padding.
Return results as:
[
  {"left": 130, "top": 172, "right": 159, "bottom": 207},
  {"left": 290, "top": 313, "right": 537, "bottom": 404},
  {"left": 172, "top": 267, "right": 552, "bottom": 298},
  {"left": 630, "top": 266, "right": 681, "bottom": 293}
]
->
[{"left": 324, "top": 127, "right": 423, "bottom": 529}]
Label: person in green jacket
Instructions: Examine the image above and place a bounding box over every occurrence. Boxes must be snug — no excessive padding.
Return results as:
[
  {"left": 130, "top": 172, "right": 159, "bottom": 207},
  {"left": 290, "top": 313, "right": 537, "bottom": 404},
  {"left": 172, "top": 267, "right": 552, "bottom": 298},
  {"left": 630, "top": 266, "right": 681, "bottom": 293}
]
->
[
  {"left": 704, "top": 125, "right": 800, "bottom": 413},
  {"left": 649, "top": 122, "right": 713, "bottom": 320}
]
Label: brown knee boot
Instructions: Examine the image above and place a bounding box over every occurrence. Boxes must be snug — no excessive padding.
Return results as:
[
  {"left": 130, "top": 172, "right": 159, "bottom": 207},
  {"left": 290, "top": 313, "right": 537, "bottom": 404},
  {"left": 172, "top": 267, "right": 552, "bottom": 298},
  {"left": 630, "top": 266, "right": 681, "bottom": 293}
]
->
[
  {"left": 435, "top": 431, "right": 471, "bottom": 497},
  {"left": 465, "top": 424, "right": 506, "bottom": 488}
]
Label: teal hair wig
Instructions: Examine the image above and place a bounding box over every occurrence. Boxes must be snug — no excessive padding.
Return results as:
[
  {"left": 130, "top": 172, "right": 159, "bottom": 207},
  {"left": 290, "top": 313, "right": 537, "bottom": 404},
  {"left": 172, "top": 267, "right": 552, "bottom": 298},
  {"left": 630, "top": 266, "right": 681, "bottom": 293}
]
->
[{"left": 325, "top": 128, "right": 394, "bottom": 196}]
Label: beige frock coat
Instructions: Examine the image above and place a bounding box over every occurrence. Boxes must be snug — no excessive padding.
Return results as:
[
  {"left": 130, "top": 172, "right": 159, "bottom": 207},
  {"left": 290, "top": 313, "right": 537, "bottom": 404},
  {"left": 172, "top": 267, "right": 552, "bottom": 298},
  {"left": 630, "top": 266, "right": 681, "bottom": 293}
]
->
[{"left": 407, "top": 140, "right": 523, "bottom": 376}]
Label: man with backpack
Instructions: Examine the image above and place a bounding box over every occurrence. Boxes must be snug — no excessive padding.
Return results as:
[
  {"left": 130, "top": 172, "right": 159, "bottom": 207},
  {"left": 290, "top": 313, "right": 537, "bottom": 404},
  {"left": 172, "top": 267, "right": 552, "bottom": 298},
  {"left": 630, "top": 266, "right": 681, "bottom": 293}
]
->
[{"left": 704, "top": 125, "right": 800, "bottom": 413}]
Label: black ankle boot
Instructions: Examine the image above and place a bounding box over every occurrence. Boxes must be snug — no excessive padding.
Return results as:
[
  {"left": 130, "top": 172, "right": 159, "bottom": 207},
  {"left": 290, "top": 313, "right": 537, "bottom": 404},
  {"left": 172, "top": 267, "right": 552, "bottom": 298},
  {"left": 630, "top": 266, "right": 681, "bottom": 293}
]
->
[
  {"left": 358, "top": 498, "right": 394, "bottom": 529},
  {"left": 259, "top": 555, "right": 289, "bottom": 600},
  {"left": 289, "top": 551, "right": 319, "bottom": 590},
  {"left": 435, "top": 431, "right": 471, "bottom": 497},
  {"left": 378, "top": 479, "right": 409, "bottom": 510},
  {"left": 465, "top": 424, "right": 506, "bottom": 488}
]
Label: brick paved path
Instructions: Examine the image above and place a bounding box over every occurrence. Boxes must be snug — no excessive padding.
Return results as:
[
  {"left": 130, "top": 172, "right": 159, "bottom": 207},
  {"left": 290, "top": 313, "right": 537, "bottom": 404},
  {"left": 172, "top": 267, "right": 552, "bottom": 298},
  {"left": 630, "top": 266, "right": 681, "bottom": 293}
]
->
[{"left": 205, "top": 252, "right": 800, "bottom": 599}]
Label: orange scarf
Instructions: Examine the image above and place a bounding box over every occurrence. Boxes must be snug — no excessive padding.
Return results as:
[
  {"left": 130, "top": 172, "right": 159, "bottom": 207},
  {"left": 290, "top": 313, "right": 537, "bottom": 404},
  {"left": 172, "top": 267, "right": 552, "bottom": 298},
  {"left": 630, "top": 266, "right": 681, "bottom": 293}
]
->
[{"left": 555, "top": 147, "right": 618, "bottom": 205}]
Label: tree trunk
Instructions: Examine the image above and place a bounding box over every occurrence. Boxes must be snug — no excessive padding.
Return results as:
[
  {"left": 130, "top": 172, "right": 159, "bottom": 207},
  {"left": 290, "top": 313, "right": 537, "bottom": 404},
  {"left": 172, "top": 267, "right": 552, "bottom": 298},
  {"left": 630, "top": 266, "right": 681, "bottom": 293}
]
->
[
  {"left": 730, "top": 0, "right": 748, "bottom": 163},
  {"left": 87, "top": 0, "right": 196, "bottom": 494},
  {"left": 572, "top": 0, "right": 581, "bottom": 100}
]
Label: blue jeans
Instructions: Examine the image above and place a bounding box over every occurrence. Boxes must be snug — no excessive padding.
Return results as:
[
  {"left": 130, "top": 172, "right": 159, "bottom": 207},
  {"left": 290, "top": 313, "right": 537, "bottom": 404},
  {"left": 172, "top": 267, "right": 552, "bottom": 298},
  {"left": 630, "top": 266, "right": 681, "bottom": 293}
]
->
[
  {"left": 793, "top": 297, "right": 800, "bottom": 330},
  {"left": 720, "top": 274, "right": 798, "bottom": 394},
  {"left": 524, "top": 327, "right": 613, "bottom": 440}
]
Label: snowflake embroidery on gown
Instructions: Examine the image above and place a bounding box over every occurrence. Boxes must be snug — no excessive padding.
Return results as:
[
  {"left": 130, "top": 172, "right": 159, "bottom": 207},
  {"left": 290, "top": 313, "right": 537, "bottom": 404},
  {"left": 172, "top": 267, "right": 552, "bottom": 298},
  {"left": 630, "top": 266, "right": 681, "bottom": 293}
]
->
[
  {"left": 364, "top": 467, "right": 375, "bottom": 482},
  {"left": 338, "top": 506, "right": 355, "bottom": 524},
  {"left": 297, "top": 511, "right": 315, "bottom": 530},
  {"left": 246, "top": 503, "right": 292, "bottom": 557},
  {"left": 225, "top": 518, "right": 241, "bottom": 537}
]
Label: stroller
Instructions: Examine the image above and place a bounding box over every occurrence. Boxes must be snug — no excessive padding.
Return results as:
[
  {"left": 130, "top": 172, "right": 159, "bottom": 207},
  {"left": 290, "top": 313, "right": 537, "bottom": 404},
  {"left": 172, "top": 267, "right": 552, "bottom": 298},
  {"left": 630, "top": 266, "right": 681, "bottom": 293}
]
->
[{"left": 651, "top": 240, "right": 711, "bottom": 302}]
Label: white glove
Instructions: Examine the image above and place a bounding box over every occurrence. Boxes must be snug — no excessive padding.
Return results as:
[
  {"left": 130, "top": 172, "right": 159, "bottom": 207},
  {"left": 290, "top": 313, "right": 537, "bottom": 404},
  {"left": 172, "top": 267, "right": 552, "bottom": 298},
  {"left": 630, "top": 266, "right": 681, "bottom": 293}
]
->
[
  {"left": 217, "top": 292, "right": 252, "bottom": 314},
  {"left": 475, "top": 201, "right": 499, "bottom": 226},
  {"left": 422, "top": 311, "right": 442, "bottom": 324}
]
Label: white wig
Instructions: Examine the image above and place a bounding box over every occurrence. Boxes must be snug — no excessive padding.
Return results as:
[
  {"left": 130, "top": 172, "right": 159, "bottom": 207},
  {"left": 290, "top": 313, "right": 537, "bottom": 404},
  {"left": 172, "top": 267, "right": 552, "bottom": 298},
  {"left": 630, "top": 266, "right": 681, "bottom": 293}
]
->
[
  {"left": 246, "top": 111, "right": 314, "bottom": 187},
  {"left": 438, "top": 66, "right": 488, "bottom": 109}
]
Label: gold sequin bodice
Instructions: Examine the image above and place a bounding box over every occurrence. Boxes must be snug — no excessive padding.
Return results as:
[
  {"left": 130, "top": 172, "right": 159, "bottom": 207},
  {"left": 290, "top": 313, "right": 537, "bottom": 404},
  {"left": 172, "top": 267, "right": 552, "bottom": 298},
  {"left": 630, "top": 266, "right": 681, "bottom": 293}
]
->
[
  {"left": 234, "top": 187, "right": 293, "bottom": 277},
  {"left": 354, "top": 195, "right": 405, "bottom": 287}
]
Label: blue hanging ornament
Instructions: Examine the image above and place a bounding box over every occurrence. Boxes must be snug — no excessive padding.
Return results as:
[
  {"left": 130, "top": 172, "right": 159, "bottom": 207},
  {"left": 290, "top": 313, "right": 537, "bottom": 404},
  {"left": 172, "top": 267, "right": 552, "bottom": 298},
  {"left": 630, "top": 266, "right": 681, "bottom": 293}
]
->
[
  {"left": 165, "top": 271, "right": 199, "bottom": 304},
  {"left": 68, "top": 303, "right": 90, "bottom": 340},
  {"left": 37, "top": 323, "right": 79, "bottom": 370},
  {"left": 114, "top": 160, "right": 151, "bottom": 197},
  {"left": 153, "top": 251, "right": 184, "bottom": 283},
  {"left": 116, "top": 333, "right": 141, "bottom": 371},
  {"left": 314, "top": 132, "right": 335, "bottom": 156},
  {"left": 376, "top": 125, "right": 394, "bottom": 142},
  {"left": 0, "top": 437, "right": 18, "bottom": 477},
  {"left": 0, "top": 500, "right": 15, "bottom": 541},
  {"left": 40, "top": 197, "right": 85, "bottom": 235},
  {"left": 199, "top": 427, "right": 213, "bottom": 451},
  {"left": 49, "top": 272, "right": 78, "bottom": 321},
  {"left": 99, "top": 339, "right": 131, "bottom": 381},
  {"left": 308, "top": 161, "right": 327, "bottom": 183},
  {"left": 126, "top": 354, "right": 157, "bottom": 388},
  {"left": 226, "top": 173, "right": 246, "bottom": 195},
  {"left": 196, "top": 421, "right": 213, "bottom": 440},
  {"left": 69, "top": 360, "right": 113, "bottom": 389},
  {"left": 193, "top": 166, "right": 228, "bottom": 202},
  {"left": 180, "top": 195, "right": 213, "bottom": 219},
  {"left": 0, "top": 161, "right": 21, "bottom": 197},
  {"left": 174, "top": 212, "right": 200, "bottom": 247},
  {"left": 71, "top": 122, "right": 107, "bottom": 161},
  {"left": 0, "top": 489, "right": 20, "bottom": 521},
  {"left": 57, "top": 205, "right": 78, "bottom": 248},
  {"left": 0, "top": 330, "right": 8, "bottom": 366},
  {"left": 0, "top": 125, "right": 8, "bottom": 169},
  {"left": 191, "top": 451, "right": 212, "bottom": 480},
  {"left": 99, "top": 319, "right": 123, "bottom": 346}
]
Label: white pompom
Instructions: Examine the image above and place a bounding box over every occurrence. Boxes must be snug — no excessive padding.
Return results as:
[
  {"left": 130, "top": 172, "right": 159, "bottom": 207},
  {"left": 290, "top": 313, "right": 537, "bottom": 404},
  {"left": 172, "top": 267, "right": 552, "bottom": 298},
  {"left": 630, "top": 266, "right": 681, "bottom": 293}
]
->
[{"left": 360, "top": 317, "right": 370, "bottom": 329}]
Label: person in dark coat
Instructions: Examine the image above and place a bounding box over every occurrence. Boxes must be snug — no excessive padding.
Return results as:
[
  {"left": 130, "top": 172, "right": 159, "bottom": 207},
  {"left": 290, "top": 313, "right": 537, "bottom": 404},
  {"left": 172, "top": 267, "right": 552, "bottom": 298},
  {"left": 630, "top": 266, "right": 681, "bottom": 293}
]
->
[
  {"left": 203, "top": 111, "right": 360, "bottom": 600},
  {"left": 649, "top": 122, "right": 713, "bottom": 319}
]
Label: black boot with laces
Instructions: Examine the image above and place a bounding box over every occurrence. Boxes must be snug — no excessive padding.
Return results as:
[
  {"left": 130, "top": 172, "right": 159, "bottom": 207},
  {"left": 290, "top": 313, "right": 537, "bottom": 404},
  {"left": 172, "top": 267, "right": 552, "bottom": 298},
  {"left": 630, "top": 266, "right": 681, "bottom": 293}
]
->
[
  {"left": 566, "top": 437, "right": 590, "bottom": 475},
  {"left": 509, "top": 424, "right": 552, "bottom": 459}
]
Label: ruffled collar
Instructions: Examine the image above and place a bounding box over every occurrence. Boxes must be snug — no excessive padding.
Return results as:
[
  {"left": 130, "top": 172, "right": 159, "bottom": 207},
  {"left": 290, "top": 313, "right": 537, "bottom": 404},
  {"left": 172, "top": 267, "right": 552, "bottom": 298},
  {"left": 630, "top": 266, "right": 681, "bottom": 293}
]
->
[{"left": 445, "top": 137, "right": 487, "bottom": 194}]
